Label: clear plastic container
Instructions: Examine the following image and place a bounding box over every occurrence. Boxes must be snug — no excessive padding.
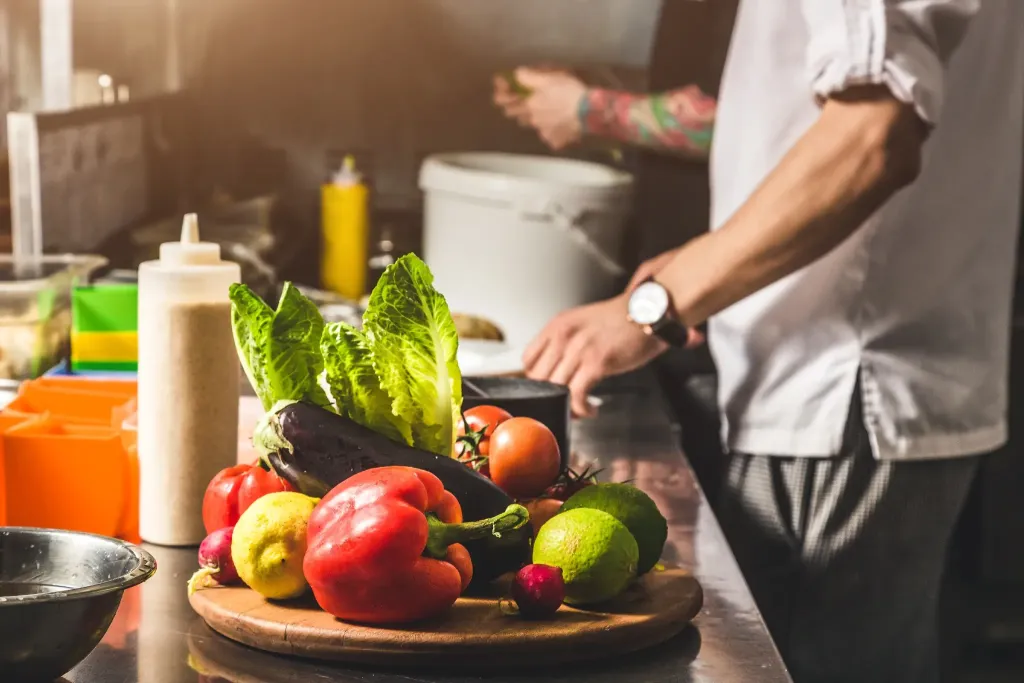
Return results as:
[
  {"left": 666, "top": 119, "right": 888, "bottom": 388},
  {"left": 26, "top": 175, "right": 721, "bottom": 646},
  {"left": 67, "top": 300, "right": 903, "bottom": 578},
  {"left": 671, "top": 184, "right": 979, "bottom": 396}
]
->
[{"left": 0, "top": 254, "right": 108, "bottom": 380}]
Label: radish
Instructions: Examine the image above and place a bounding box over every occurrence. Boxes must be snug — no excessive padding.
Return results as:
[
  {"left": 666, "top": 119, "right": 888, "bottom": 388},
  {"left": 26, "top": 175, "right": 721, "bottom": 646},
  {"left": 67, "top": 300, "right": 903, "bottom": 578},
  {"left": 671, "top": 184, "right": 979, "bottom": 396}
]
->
[
  {"left": 187, "top": 527, "right": 240, "bottom": 595},
  {"left": 511, "top": 564, "right": 565, "bottom": 619}
]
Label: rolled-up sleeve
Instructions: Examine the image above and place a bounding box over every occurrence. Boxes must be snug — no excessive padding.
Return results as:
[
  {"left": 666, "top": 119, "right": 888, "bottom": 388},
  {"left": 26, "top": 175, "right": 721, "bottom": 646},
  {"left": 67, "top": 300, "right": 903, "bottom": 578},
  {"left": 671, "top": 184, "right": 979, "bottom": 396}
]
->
[{"left": 802, "top": 0, "right": 981, "bottom": 125}]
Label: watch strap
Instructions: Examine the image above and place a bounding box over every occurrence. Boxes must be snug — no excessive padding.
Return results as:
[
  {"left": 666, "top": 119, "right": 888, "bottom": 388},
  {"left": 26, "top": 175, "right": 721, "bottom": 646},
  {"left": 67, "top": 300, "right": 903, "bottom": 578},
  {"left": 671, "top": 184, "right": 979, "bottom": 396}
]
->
[{"left": 651, "top": 317, "right": 690, "bottom": 347}]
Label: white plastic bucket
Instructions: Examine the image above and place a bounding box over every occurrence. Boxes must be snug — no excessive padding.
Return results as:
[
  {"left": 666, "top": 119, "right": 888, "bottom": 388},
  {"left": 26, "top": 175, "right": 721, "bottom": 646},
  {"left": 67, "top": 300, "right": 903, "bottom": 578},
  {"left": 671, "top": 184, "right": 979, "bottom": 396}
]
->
[{"left": 419, "top": 153, "right": 634, "bottom": 359}]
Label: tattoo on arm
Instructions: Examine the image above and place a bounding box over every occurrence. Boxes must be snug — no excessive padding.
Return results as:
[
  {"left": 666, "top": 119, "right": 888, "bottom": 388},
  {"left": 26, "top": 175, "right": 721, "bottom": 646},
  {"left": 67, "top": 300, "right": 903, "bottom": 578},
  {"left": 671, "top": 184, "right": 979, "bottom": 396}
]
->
[{"left": 579, "top": 85, "right": 716, "bottom": 157}]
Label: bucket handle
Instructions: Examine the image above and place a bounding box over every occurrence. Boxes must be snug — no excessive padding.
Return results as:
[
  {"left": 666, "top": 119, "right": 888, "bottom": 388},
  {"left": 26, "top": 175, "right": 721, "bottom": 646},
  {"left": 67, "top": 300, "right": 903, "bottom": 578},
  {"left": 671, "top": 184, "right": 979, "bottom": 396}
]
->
[{"left": 521, "top": 201, "right": 626, "bottom": 278}]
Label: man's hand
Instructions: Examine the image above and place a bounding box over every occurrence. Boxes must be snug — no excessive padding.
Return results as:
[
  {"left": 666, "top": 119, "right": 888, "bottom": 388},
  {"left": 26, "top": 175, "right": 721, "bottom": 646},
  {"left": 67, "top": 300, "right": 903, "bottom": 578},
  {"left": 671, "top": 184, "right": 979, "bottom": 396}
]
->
[
  {"left": 626, "top": 247, "right": 681, "bottom": 292},
  {"left": 493, "top": 68, "right": 587, "bottom": 151},
  {"left": 523, "top": 295, "right": 667, "bottom": 418}
]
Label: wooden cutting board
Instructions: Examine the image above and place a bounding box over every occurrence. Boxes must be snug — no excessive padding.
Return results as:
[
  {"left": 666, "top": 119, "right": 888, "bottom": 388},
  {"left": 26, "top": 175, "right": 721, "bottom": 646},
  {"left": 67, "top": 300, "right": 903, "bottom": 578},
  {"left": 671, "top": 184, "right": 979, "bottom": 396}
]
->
[{"left": 189, "top": 566, "right": 702, "bottom": 669}]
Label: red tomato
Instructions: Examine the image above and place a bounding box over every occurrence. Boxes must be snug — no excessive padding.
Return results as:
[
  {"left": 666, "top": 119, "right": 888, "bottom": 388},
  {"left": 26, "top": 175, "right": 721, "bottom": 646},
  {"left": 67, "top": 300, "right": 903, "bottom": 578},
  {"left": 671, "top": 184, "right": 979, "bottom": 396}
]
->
[
  {"left": 456, "top": 405, "right": 513, "bottom": 458},
  {"left": 237, "top": 466, "right": 294, "bottom": 516},
  {"left": 488, "top": 417, "right": 561, "bottom": 500},
  {"left": 202, "top": 463, "right": 296, "bottom": 534},
  {"left": 201, "top": 464, "right": 249, "bottom": 534}
]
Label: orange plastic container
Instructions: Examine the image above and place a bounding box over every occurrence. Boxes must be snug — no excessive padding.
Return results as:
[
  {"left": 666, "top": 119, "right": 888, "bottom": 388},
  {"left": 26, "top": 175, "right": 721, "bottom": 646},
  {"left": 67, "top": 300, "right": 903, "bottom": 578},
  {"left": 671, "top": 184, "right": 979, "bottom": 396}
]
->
[
  {"left": 36, "top": 376, "right": 137, "bottom": 397},
  {"left": 117, "top": 411, "right": 140, "bottom": 543},
  {"left": 0, "top": 377, "right": 140, "bottom": 538},
  {"left": 3, "top": 418, "right": 130, "bottom": 536},
  {"left": 7, "top": 382, "right": 136, "bottom": 425},
  {"left": 0, "top": 412, "right": 42, "bottom": 526}
]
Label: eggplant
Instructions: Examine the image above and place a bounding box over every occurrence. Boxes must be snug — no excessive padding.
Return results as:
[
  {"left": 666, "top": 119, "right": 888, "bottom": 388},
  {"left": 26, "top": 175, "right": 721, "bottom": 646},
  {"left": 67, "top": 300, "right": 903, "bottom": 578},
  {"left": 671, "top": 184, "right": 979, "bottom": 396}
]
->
[{"left": 254, "top": 401, "right": 532, "bottom": 583}]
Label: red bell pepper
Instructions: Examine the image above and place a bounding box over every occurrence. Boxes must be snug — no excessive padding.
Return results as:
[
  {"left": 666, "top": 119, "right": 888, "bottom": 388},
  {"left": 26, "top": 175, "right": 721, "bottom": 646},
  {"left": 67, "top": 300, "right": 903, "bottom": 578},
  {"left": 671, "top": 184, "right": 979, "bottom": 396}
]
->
[
  {"left": 202, "top": 463, "right": 294, "bottom": 534},
  {"left": 304, "top": 466, "right": 529, "bottom": 624}
]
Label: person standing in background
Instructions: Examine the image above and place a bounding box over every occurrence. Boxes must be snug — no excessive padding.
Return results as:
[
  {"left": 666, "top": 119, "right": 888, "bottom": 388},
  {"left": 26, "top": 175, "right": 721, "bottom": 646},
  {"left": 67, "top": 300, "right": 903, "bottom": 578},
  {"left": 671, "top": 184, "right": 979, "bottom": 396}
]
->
[
  {"left": 497, "top": 1, "right": 1024, "bottom": 682},
  {"left": 494, "top": 0, "right": 739, "bottom": 501}
]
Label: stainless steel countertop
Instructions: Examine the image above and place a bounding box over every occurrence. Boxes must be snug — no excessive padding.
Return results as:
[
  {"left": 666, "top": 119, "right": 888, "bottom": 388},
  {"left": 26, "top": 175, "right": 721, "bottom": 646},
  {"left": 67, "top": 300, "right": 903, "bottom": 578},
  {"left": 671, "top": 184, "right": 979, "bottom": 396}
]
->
[{"left": 67, "top": 372, "right": 792, "bottom": 683}]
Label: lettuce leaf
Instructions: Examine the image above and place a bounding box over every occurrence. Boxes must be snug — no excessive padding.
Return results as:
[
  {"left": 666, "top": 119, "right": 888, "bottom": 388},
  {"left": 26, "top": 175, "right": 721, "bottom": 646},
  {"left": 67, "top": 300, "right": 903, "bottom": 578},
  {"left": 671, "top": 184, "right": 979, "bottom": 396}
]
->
[
  {"left": 268, "top": 283, "right": 332, "bottom": 409},
  {"left": 362, "top": 254, "right": 463, "bottom": 456},
  {"left": 230, "top": 283, "right": 331, "bottom": 411},
  {"left": 230, "top": 284, "right": 275, "bottom": 411},
  {"left": 321, "top": 322, "right": 410, "bottom": 445}
]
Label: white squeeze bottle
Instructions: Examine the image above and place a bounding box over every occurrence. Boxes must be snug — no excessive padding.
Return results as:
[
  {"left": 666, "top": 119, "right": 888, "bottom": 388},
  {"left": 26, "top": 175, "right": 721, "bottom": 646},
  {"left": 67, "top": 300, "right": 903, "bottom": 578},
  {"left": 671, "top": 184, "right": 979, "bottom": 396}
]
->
[{"left": 137, "top": 213, "right": 241, "bottom": 545}]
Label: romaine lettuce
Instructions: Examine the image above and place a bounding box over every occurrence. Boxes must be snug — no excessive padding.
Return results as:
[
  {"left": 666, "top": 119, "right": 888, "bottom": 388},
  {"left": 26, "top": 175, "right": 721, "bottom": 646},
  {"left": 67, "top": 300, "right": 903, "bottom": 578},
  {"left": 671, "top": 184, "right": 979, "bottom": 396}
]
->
[
  {"left": 230, "top": 284, "right": 275, "bottom": 411},
  {"left": 230, "top": 254, "right": 463, "bottom": 457},
  {"left": 362, "top": 254, "right": 463, "bottom": 457},
  {"left": 321, "top": 322, "right": 410, "bottom": 445},
  {"left": 230, "top": 282, "right": 331, "bottom": 411}
]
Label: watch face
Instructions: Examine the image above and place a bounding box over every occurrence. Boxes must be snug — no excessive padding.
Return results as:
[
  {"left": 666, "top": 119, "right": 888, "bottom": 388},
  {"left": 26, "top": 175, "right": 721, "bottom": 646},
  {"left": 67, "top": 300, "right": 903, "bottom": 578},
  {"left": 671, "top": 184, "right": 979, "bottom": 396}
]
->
[{"left": 628, "top": 281, "right": 670, "bottom": 326}]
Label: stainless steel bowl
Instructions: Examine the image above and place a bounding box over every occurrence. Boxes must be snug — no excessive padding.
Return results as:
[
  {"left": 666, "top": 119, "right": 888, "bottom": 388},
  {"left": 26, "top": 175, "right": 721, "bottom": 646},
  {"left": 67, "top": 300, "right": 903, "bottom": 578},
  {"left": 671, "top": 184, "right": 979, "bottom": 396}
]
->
[{"left": 0, "top": 527, "right": 156, "bottom": 681}]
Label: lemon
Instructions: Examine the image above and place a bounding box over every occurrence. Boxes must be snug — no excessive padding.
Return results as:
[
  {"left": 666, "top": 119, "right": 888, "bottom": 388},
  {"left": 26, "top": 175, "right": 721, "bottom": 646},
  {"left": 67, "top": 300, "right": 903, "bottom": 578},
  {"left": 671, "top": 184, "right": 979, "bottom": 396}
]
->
[
  {"left": 561, "top": 483, "right": 668, "bottom": 575},
  {"left": 532, "top": 508, "right": 638, "bottom": 606},
  {"left": 231, "top": 491, "right": 318, "bottom": 600}
]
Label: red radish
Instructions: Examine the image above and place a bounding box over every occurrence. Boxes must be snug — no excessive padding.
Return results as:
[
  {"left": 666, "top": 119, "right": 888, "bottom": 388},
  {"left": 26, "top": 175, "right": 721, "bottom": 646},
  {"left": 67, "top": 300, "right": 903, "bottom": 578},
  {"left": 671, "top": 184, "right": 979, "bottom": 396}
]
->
[
  {"left": 187, "top": 527, "right": 239, "bottom": 595},
  {"left": 511, "top": 564, "right": 565, "bottom": 619}
]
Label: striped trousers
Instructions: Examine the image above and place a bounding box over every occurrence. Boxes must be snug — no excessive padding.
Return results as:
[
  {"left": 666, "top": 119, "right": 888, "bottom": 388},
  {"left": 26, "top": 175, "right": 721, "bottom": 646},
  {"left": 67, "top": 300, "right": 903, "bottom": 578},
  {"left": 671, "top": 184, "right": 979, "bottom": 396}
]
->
[{"left": 715, "top": 390, "right": 980, "bottom": 683}]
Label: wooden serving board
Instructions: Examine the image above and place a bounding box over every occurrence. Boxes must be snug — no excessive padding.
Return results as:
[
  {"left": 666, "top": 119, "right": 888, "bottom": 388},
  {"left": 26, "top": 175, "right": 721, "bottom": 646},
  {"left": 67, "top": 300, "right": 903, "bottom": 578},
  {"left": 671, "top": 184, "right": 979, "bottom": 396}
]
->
[{"left": 189, "top": 567, "right": 703, "bottom": 669}]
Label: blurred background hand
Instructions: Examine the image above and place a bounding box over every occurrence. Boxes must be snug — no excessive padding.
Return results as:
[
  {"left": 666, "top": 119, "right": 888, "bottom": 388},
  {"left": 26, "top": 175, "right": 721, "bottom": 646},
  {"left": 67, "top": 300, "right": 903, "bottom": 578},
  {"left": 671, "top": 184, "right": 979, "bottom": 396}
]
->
[{"left": 493, "top": 67, "right": 588, "bottom": 150}]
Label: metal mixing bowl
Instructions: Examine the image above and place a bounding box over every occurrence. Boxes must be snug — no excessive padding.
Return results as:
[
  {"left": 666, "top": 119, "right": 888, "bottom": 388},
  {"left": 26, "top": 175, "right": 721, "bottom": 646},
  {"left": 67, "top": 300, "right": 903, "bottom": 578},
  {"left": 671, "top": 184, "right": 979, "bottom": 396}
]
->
[{"left": 0, "top": 527, "right": 157, "bottom": 681}]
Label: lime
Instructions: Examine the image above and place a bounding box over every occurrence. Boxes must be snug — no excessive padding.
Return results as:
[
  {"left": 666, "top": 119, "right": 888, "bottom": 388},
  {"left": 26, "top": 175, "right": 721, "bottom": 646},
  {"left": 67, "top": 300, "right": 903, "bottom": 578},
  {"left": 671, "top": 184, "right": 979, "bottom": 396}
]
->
[
  {"left": 561, "top": 483, "right": 667, "bottom": 575},
  {"left": 532, "top": 508, "right": 638, "bottom": 606},
  {"left": 231, "top": 491, "right": 318, "bottom": 600}
]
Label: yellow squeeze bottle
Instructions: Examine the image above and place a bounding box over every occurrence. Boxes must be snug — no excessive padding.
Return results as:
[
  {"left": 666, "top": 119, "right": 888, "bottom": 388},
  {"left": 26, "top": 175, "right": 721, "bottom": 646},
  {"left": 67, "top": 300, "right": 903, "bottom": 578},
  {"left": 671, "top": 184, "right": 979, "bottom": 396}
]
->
[{"left": 321, "top": 155, "right": 369, "bottom": 300}]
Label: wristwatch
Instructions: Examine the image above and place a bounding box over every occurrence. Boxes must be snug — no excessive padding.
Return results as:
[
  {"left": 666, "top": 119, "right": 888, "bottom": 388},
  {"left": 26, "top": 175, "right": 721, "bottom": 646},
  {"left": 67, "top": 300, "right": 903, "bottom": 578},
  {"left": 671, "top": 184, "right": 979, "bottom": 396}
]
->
[{"left": 627, "top": 278, "right": 690, "bottom": 347}]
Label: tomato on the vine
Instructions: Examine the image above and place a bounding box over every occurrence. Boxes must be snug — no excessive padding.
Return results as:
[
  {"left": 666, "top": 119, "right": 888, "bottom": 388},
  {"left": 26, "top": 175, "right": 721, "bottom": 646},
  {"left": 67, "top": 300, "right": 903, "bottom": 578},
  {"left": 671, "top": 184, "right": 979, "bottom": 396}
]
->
[
  {"left": 488, "top": 417, "right": 561, "bottom": 500},
  {"left": 455, "top": 405, "right": 513, "bottom": 459},
  {"left": 545, "top": 465, "right": 603, "bottom": 502}
]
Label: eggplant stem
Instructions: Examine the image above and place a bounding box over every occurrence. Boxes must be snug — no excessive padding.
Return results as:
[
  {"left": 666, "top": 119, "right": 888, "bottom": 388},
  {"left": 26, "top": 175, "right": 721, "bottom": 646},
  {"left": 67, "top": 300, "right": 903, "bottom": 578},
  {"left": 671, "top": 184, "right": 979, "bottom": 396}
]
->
[{"left": 423, "top": 504, "right": 530, "bottom": 560}]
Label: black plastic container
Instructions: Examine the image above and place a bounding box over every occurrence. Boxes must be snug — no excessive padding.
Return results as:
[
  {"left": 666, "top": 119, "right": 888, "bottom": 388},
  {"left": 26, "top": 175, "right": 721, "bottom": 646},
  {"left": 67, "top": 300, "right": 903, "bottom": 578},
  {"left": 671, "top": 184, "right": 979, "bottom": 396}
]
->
[{"left": 461, "top": 376, "right": 571, "bottom": 469}]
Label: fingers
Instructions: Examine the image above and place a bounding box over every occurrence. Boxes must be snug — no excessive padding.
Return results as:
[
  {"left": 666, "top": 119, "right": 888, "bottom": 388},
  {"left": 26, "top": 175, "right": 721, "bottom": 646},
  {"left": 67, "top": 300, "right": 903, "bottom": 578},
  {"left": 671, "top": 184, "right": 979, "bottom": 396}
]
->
[
  {"left": 495, "top": 95, "right": 528, "bottom": 122},
  {"left": 493, "top": 75, "right": 510, "bottom": 99},
  {"left": 514, "top": 67, "right": 548, "bottom": 90},
  {"left": 504, "top": 103, "right": 533, "bottom": 127},
  {"left": 568, "top": 366, "right": 601, "bottom": 419},
  {"left": 525, "top": 321, "right": 582, "bottom": 383},
  {"left": 493, "top": 80, "right": 519, "bottom": 109},
  {"left": 685, "top": 326, "right": 706, "bottom": 350},
  {"left": 522, "top": 329, "right": 550, "bottom": 370},
  {"left": 526, "top": 340, "right": 563, "bottom": 383},
  {"left": 548, "top": 347, "right": 581, "bottom": 388}
]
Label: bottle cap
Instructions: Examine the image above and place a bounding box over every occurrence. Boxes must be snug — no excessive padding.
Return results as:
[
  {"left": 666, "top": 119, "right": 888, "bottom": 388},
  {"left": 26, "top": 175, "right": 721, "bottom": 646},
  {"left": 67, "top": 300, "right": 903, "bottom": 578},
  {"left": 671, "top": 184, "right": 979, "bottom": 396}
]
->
[
  {"left": 159, "top": 213, "right": 222, "bottom": 266},
  {"left": 331, "top": 155, "right": 362, "bottom": 186}
]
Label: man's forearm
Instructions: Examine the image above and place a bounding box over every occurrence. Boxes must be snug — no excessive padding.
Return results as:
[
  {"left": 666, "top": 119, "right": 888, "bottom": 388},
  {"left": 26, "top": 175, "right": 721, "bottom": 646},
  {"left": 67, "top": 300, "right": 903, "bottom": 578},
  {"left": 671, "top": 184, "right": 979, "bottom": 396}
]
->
[
  {"left": 657, "top": 86, "right": 927, "bottom": 326},
  {"left": 579, "top": 85, "right": 716, "bottom": 160}
]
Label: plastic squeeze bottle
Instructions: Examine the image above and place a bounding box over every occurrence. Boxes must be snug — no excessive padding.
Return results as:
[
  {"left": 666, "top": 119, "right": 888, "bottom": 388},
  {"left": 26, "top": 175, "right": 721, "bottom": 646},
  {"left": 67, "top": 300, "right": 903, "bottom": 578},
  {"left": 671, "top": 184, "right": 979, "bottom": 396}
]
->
[
  {"left": 321, "top": 155, "right": 370, "bottom": 300},
  {"left": 137, "top": 213, "right": 241, "bottom": 546}
]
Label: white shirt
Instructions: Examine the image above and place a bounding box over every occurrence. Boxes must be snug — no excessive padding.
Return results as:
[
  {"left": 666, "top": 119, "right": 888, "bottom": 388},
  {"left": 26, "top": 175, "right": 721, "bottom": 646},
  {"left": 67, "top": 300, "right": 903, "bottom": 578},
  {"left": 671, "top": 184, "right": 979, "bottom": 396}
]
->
[{"left": 708, "top": 0, "right": 1024, "bottom": 460}]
